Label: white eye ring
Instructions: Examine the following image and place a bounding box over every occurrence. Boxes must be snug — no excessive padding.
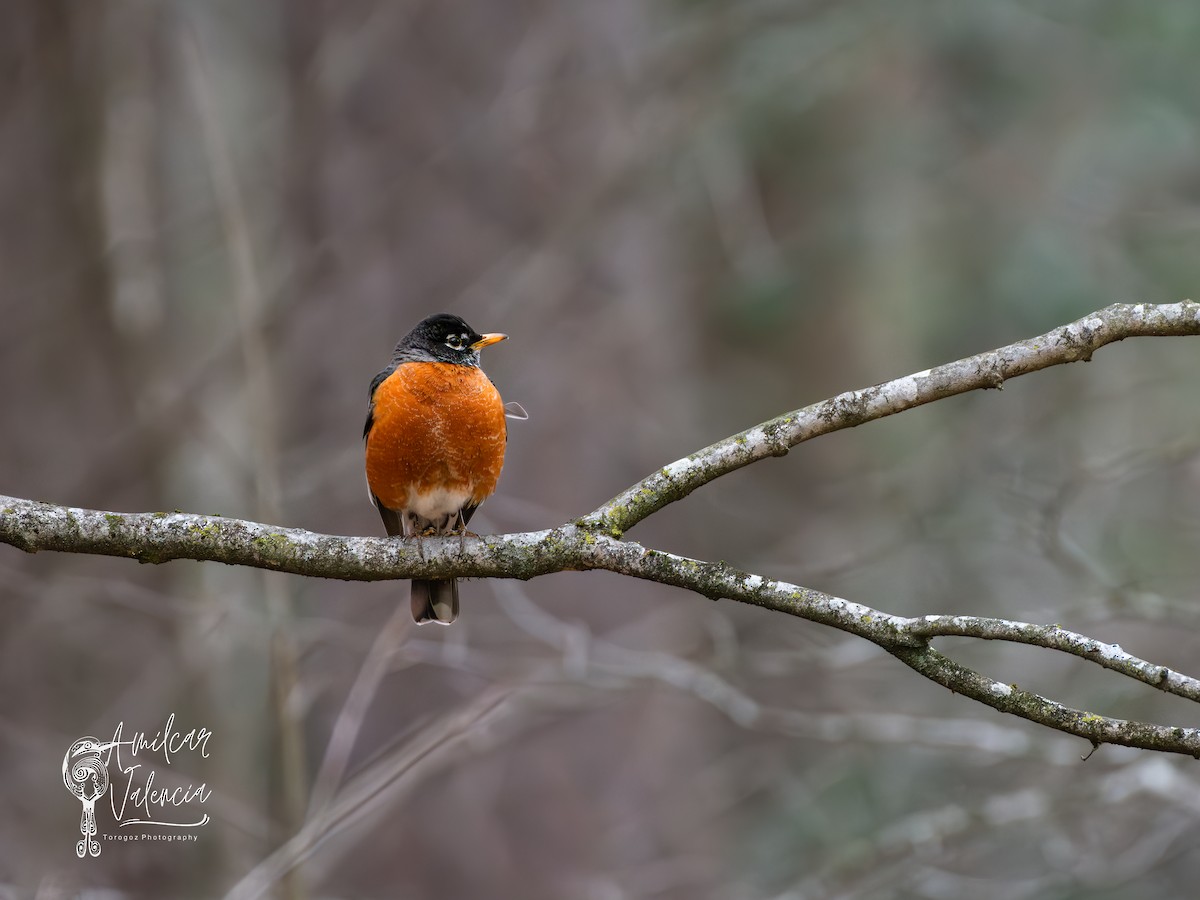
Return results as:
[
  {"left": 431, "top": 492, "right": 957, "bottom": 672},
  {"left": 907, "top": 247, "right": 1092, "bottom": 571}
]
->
[{"left": 445, "top": 334, "right": 467, "bottom": 350}]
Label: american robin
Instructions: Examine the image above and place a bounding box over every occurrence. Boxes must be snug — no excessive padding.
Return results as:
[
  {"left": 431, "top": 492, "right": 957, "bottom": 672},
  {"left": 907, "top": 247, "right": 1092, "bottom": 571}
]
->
[{"left": 364, "top": 313, "right": 509, "bottom": 625}]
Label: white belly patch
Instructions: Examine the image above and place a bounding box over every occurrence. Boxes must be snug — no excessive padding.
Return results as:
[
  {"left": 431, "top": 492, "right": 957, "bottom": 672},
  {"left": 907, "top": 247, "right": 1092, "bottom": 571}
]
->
[{"left": 405, "top": 485, "right": 474, "bottom": 530}]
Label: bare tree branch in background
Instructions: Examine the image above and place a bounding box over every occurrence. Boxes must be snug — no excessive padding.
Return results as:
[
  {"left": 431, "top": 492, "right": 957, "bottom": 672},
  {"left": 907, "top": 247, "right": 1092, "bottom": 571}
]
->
[
  {"left": 185, "top": 28, "right": 308, "bottom": 898},
  {"left": 5, "top": 301, "right": 1200, "bottom": 758}
]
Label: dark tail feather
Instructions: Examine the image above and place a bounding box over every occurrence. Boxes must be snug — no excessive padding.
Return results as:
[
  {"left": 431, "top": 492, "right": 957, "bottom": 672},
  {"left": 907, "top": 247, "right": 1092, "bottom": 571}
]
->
[{"left": 411, "top": 579, "right": 459, "bottom": 625}]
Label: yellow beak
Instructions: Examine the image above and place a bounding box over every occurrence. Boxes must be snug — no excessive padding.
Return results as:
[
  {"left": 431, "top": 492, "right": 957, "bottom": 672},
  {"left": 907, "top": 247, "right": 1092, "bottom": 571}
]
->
[{"left": 470, "top": 333, "right": 508, "bottom": 350}]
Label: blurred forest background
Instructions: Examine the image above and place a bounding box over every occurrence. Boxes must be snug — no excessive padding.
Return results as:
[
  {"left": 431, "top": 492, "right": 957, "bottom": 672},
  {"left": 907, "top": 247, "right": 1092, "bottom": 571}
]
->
[{"left": 4, "top": 2, "right": 1200, "bottom": 898}]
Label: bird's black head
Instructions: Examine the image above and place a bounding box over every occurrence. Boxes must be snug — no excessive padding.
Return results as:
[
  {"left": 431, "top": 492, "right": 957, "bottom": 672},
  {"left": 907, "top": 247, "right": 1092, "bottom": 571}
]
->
[{"left": 393, "top": 313, "right": 507, "bottom": 366}]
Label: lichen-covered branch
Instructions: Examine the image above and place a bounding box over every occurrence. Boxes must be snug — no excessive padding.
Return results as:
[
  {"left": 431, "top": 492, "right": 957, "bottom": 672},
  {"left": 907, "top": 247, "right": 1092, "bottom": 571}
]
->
[
  {"left": 4, "top": 301, "right": 1200, "bottom": 757},
  {"left": 584, "top": 301, "right": 1200, "bottom": 535},
  {"left": 569, "top": 536, "right": 1200, "bottom": 757},
  {"left": 884, "top": 644, "right": 1198, "bottom": 757},
  {"left": 3, "top": 494, "right": 1199, "bottom": 756},
  {"left": 0, "top": 496, "right": 570, "bottom": 582},
  {"left": 905, "top": 615, "right": 1200, "bottom": 703}
]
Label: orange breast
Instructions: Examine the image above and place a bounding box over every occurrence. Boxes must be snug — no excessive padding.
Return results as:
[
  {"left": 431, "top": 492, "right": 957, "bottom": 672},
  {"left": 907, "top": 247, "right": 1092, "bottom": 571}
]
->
[{"left": 365, "top": 362, "right": 507, "bottom": 516}]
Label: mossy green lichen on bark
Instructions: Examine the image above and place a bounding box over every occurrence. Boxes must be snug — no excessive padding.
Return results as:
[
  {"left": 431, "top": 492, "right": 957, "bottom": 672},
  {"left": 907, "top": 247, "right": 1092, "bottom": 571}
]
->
[
  {"left": 251, "top": 532, "right": 294, "bottom": 562},
  {"left": 186, "top": 520, "right": 223, "bottom": 541}
]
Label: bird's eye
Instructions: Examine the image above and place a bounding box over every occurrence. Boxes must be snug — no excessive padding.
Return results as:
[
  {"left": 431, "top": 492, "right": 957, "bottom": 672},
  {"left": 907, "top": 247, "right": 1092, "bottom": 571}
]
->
[{"left": 445, "top": 334, "right": 466, "bottom": 350}]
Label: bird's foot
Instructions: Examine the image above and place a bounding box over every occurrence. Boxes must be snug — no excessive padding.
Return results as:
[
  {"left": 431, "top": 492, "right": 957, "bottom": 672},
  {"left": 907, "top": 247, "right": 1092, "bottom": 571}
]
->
[
  {"left": 405, "top": 530, "right": 428, "bottom": 560},
  {"left": 453, "top": 528, "right": 481, "bottom": 553}
]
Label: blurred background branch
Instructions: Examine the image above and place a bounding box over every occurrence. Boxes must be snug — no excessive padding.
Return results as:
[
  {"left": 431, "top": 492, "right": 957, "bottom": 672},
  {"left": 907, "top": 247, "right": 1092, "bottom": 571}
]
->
[{"left": 184, "top": 27, "right": 309, "bottom": 898}]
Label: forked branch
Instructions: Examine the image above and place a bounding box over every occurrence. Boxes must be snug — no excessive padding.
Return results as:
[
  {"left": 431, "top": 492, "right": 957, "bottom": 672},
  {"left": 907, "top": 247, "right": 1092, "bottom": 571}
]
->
[{"left": 4, "top": 301, "right": 1200, "bottom": 756}]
